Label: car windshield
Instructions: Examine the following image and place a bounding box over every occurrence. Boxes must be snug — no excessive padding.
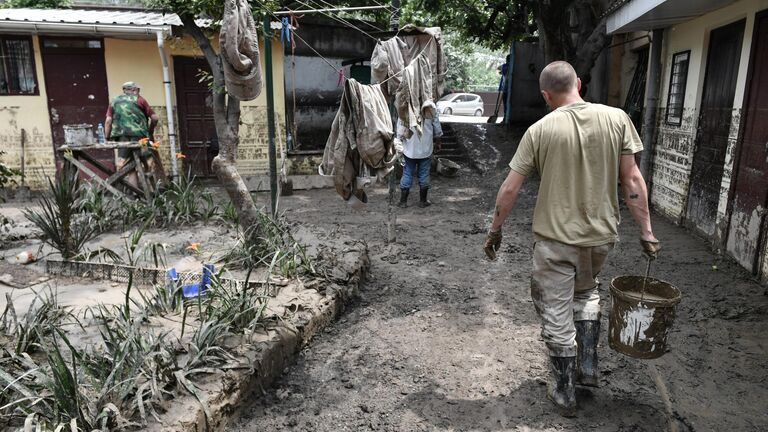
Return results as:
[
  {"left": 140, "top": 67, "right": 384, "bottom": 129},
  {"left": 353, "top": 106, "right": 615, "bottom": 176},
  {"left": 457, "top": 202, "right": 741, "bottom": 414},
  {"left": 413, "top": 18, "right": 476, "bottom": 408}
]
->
[{"left": 438, "top": 94, "right": 456, "bottom": 102}]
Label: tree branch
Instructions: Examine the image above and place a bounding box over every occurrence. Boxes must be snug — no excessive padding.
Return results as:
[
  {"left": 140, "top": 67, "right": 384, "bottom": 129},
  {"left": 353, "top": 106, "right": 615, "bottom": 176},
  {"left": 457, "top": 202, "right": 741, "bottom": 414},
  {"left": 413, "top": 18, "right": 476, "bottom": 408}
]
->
[{"left": 573, "top": 17, "right": 611, "bottom": 84}]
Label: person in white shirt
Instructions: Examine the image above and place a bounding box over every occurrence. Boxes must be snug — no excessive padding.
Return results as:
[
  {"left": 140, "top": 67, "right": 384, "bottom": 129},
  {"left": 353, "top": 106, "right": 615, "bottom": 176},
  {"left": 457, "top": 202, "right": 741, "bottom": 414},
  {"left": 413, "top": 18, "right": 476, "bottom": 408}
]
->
[{"left": 398, "top": 101, "right": 443, "bottom": 208}]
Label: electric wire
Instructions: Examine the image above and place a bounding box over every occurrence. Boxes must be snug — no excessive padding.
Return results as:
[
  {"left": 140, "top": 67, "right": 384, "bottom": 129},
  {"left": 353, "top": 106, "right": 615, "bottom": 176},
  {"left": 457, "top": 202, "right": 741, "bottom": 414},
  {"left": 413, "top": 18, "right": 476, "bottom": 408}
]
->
[
  {"left": 295, "top": 0, "right": 378, "bottom": 40},
  {"left": 308, "top": 0, "right": 386, "bottom": 32},
  {"left": 253, "top": 0, "right": 341, "bottom": 74}
]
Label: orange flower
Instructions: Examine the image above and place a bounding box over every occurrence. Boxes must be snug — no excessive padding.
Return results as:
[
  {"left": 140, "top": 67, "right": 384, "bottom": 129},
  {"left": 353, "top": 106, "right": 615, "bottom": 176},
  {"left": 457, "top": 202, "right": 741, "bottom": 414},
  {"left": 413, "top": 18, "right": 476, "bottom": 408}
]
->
[
  {"left": 176, "top": 152, "right": 186, "bottom": 159},
  {"left": 186, "top": 242, "right": 201, "bottom": 252},
  {"left": 138, "top": 138, "right": 149, "bottom": 146},
  {"left": 150, "top": 140, "right": 161, "bottom": 150}
]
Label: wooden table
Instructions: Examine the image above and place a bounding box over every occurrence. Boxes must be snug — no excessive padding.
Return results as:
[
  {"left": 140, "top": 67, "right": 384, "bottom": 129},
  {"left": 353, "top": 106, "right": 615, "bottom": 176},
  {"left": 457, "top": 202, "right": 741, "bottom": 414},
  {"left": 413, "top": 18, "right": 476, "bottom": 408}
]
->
[{"left": 58, "top": 142, "right": 169, "bottom": 200}]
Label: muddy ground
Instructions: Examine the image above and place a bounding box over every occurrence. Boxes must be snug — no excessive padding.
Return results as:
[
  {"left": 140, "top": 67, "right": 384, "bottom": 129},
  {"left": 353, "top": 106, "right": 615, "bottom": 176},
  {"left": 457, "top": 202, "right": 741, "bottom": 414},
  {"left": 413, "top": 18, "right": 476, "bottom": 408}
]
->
[{"left": 231, "top": 124, "right": 768, "bottom": 431}]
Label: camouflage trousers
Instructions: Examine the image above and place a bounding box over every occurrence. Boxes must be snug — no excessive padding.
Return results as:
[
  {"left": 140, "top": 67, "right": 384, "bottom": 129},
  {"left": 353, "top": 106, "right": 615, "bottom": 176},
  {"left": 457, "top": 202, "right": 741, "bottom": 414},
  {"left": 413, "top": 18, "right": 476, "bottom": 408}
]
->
[{"left": 530, "top": 238, "right": 614, "bottom": 357}]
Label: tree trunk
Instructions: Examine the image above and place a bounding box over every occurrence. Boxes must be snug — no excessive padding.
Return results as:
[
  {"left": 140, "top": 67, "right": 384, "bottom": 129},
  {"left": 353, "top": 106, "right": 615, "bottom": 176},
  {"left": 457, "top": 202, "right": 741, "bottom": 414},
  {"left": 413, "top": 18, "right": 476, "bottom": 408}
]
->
[
  {"left": 180, "top": 15, "right": 261, "bottom": 230},
  {"left": 533, "top": 0, "right": 611, "bottom": 96}
]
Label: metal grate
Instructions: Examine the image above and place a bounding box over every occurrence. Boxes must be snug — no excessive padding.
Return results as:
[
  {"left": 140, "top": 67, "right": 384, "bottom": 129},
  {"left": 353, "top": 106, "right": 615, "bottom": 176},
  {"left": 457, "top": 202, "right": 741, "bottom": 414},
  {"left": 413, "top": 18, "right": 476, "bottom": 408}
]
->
[{"left": 45, "top": 259, "right": 280, "bottom": 297}]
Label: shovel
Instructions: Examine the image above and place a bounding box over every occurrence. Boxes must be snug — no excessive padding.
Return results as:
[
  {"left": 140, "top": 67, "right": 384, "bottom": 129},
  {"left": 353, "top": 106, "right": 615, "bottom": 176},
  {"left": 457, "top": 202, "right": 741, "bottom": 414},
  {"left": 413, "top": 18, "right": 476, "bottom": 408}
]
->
[
  {"left": 487, "top": 76, "right": 504, "bottom": 124},
  {"left": 487, "top": 91, "right": 503, "bottom": 124}
]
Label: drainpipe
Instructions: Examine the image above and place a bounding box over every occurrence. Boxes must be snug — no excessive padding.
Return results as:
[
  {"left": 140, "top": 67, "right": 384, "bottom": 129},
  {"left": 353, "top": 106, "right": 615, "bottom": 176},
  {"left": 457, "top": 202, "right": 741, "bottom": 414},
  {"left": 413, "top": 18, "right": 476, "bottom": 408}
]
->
[
  {"left": 156, "top": 30, "right": 179, "bottom": 181},
  {"left": 640, "top": 28, "right": 664, "bottom": 184}
]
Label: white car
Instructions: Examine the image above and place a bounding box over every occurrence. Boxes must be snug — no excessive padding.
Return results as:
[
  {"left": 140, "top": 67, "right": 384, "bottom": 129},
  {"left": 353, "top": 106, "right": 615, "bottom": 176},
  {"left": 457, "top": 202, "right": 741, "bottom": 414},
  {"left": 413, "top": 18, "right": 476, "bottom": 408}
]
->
[{"left": 436, "top": 93, "right": 484, "bottom": 116}]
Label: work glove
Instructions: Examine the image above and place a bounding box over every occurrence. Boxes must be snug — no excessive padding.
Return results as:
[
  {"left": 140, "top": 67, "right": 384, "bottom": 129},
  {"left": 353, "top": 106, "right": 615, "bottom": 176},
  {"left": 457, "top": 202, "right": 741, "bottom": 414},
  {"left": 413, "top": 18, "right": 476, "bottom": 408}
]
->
[
  {"left": 484, "top": 229, "right": 503, "bottom": 260},
  {"left": 640, "top": 239, "right": 661, "bottom": 260}
]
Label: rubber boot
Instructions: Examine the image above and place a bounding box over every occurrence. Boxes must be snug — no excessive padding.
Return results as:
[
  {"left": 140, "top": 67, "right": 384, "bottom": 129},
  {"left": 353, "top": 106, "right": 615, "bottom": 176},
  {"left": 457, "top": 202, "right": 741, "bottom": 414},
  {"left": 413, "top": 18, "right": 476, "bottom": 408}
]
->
[
  {"left": 547, "top": 356, "right": 577, "bottom": 417},
  {"left": 398, "top": 188, "right": 409, "bottom": 208},
  {"left": 418, "top": 187, "right": 431, "bottom": 208},
  {"left": 575, "top": 320, "right": 600, "bottom": 387}
]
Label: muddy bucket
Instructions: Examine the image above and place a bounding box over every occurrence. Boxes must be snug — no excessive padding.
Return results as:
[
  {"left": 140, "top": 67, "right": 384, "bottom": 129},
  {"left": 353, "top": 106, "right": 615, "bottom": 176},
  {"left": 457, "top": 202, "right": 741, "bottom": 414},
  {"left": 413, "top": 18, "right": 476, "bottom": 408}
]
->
[{"left": 608, "top": 275, "right": 681, "bottom": 359}]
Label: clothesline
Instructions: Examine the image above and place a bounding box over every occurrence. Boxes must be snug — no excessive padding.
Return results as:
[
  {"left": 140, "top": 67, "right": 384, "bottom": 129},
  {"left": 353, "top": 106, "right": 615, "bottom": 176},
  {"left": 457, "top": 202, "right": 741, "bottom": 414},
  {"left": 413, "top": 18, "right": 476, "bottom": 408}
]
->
[
  {"left": 304, "top": 0, "right": 386, "bottom": 34},
  {"left": 255, "top": 0, "right": 435, "bottom": 89}
]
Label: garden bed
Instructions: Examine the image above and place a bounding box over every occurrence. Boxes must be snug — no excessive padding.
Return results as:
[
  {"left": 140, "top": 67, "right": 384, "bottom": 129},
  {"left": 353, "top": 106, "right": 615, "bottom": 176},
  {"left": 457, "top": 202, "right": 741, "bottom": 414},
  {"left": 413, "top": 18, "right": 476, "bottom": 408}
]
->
[
  {"left": 0, "top": 174, "right": 369, "bottom": 431},
  {"left": 0, "top": 223, "right": 367, "bottom": 431}
]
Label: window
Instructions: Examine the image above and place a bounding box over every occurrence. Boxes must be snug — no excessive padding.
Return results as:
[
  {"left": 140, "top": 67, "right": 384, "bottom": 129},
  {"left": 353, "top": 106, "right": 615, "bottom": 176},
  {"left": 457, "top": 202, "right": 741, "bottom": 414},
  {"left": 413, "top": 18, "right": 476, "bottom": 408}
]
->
[
  {"left": 0, "top": 36, "right": 38, "bottom": 95},
  {"left": 665, "top": 50, "right": 690, "bottom": 125}
]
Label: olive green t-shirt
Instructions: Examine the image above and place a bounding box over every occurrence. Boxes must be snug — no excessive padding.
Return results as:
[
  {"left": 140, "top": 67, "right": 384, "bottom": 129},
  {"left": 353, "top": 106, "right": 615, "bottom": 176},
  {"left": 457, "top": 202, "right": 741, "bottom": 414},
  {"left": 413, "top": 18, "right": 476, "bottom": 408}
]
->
[{"left": 509, "top": 102, "right": 643, "bottom": 247}]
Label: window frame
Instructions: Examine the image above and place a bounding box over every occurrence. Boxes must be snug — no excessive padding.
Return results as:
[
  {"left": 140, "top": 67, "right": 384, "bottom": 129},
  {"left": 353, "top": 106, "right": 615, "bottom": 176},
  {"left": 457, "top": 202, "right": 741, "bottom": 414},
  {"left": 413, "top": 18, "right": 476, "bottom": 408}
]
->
[
  {"left": 665, "top": 50, "right": 691, "bottom": 126},
  {"left": 0, "top": 35, "right": 40, "bottom": 96}
]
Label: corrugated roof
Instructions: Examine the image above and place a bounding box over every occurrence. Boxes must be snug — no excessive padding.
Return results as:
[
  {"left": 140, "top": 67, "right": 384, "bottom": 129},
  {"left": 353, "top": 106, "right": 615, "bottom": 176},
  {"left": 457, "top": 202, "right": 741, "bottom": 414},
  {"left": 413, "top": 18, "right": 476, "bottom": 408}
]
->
[{"left": 0, "top": 8, "right": 181, "bottom": 27}]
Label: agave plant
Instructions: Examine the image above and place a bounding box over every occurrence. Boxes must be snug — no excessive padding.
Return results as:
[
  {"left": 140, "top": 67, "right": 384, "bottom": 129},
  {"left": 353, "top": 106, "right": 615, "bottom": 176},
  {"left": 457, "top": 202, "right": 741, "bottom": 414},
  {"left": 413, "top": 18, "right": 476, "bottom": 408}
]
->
[
  {"left": 0, "top": 288, "right": 72, "bottom": 355},
  {"left": 23, "top": 166, "right": 99, "bottom": 259}
]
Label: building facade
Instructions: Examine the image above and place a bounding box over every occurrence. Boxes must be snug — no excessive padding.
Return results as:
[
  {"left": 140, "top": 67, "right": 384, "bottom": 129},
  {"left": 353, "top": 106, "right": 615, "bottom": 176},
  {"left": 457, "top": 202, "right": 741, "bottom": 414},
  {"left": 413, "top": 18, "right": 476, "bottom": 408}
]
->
[
  {"left": 0, "top": 8, "right": 286, "bottom": 189},
  {"left": 608, "top": 0, "right": 768, "bottom": 282}
]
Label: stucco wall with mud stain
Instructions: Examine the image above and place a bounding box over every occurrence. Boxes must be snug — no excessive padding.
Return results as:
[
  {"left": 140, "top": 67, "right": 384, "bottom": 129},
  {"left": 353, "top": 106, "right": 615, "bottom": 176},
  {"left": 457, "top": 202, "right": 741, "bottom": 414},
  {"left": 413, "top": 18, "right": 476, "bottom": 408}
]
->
[
  {"left": 649, "top": 108, "right": 696, "bottom": 222},
  {"left": 1, "top": 34, "right": 286, "bottom": 190}
]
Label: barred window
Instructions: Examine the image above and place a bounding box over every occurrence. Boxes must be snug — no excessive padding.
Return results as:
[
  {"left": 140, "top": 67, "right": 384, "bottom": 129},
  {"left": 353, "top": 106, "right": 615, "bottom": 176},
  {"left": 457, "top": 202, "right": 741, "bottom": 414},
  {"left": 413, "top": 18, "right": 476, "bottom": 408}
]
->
[
  {"left": 665, "top": 50, "right": 690, "bottom": 125},
  {"left": 0, "top": 36, "right": 38, "bottom": 95}
]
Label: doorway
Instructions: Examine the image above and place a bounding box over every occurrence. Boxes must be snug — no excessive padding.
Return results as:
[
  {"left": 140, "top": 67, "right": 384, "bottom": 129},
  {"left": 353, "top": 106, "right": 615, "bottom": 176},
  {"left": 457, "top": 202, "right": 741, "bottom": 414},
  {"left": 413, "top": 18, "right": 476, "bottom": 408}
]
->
[
  {"left": 40, "top": 37, "right": 112, "bottom": 173},
  {"left": 726, "top": 11, "right": 768, "bottom": 274},
  {"left": 173, "top": 56, "right": 217, "bottom": 177},
  {"left": 685, "top": 19, "right": 745, "bottom": 237}
]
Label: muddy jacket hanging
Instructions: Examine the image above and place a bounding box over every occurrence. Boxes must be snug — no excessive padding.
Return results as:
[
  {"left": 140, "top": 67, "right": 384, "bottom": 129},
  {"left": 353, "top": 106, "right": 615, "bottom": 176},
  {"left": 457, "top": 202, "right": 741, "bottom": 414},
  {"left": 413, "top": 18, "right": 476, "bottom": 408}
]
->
[
  {"left": 396, "top": 54, "right": 434, "bottom": 139},
  {"left": 320, "top": 79, "right": 396, "bottom": 207},
  {"left": 400, "top": 26, "right": 448, "bottom": 101}
]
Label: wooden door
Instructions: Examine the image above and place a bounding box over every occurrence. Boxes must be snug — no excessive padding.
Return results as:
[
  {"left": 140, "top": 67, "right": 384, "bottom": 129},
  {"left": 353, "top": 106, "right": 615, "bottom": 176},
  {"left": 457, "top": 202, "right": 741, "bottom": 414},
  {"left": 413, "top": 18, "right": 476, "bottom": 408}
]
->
[
  {"left": 40, "top": 37, "right": 113, "bottom": 173},
  {"left": 685, "top": 20, "right": 745, "bottom": 237},
  {"left": 173, "top": 56, "right": 216, "bottom": 177},
  {"left": 726, "top": 11, "right": 768, "bottom": 273}
]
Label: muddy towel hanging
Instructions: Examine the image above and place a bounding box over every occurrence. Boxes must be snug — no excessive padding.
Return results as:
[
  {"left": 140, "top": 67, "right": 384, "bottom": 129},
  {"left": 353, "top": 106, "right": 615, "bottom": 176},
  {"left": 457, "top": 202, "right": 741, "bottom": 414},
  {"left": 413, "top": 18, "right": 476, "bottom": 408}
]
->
[
  {"left": 220, "top": 0, "right": 263, "bottom": 100},
  {"left": 320, "top": 79, "right": 396, "bottom": 207},
  {"left": 371, "top": 36, "right": 409, "bottom": 101}
]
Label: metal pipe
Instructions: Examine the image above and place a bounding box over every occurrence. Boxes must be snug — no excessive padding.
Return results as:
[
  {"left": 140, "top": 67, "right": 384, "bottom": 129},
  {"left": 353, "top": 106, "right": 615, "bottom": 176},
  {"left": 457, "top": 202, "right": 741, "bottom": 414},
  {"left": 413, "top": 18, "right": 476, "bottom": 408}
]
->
[
  {"left": 0, "top": 21, "right": 170, "bottom": 35},
  {"left": 264, "top": 16, "right": 278, "bottom": 218},
  {"left": 20, "top": 128, "right": 26, "bottom": 187},
  {"left": 640, "top": 29, "right": 664, "bottom": 183},
  {"left": 274, "top": 5, "right": 388, "bottom": 16},
  {"left": 387, "top": 0, "right": 400, "bottom": 245},
  {"left": 156, "top": 31, "right": 178, "bottom": 181}
]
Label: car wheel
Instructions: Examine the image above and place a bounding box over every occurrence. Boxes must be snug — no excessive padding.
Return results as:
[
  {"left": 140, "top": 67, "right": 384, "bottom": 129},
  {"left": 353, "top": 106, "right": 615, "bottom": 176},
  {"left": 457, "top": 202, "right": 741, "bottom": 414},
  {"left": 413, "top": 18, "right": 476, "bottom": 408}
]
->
[
  {"left": 444, "top": 108, "right": 452, "bottom": 115},
  {"left": 474, "top": 109, "right": 483, "bottom": 117}
]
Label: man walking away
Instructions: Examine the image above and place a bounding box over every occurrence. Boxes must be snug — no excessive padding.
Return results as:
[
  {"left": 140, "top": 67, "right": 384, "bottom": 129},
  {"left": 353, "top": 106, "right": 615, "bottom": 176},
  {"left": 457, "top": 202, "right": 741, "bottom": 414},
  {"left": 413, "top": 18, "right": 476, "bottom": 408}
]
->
[
  {"left": 483, "top": 61, "right": 661, "bottom": 416},
  {"left": 398, "top": 101, "right": 443, "bottom": 208}
]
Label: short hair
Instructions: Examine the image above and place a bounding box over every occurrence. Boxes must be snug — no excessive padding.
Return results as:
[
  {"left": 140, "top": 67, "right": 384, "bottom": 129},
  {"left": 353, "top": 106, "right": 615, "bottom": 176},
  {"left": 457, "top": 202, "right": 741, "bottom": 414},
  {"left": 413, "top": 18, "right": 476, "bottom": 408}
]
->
[{"left": 539, "top": 61, "right": 577, "bottom": 94}]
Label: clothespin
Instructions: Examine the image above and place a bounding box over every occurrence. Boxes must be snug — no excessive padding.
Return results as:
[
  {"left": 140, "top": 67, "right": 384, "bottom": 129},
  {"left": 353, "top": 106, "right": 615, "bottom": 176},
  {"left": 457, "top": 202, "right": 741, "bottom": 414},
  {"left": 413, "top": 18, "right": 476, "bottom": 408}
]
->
[
  {"left": 338, "top": 68, "right": 346, "bottom": 87},
  {"left": 280, "top": 17, "right": 291, "bottom": 46},
  {"left": 289, "top": 13, "right": 302, "bottom": 50}
]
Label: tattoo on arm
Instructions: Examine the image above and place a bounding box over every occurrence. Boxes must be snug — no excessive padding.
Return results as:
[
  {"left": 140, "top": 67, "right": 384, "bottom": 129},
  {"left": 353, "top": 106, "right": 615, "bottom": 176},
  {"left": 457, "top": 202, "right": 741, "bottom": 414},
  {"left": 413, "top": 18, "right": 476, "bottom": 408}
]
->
[
  {"left": 495, "top": 206, "right": 500, "bottom": 217},
  {"left": 629, "top": 194, "right": 639, "bottom": 199}
]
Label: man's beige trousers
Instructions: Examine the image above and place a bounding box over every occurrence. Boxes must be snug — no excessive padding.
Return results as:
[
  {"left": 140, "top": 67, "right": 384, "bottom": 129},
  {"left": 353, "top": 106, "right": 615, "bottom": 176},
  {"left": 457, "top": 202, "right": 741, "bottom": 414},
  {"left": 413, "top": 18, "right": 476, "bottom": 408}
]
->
[{"left": 530, "top": 239, "right": 614, "bottom": 357}]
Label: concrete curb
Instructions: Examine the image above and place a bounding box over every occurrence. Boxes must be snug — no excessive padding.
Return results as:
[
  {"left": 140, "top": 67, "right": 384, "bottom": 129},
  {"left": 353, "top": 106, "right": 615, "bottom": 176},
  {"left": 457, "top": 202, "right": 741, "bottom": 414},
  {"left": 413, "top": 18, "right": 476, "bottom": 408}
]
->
[{"left": 147, "top": 246, "right": 369, "bottom": 432}]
